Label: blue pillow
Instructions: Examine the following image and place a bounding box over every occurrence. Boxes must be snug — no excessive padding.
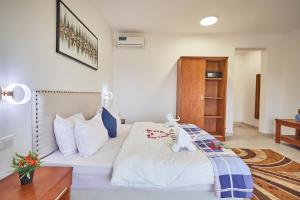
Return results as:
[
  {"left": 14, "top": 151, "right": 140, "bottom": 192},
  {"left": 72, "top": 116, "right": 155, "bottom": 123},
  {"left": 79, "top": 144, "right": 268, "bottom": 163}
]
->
[{"left": 101, "top": 107, "right": 117, "bottom": 138}]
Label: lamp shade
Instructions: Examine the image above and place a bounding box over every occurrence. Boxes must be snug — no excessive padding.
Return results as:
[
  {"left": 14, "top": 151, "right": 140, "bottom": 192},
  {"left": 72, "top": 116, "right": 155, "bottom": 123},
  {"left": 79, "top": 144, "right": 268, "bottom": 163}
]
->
[
  {"left": 103, "top": 91, "right": 113, "bottom": 100},
  {"left": 4, "top": 83, "right": 31, "bottom": 105}
]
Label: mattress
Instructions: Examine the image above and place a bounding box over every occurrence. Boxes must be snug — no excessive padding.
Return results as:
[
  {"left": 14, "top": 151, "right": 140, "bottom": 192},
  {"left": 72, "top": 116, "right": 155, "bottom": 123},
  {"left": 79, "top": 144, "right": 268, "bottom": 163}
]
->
[{"left": 43, "top": 124, "right": 132, "bottom": 175}]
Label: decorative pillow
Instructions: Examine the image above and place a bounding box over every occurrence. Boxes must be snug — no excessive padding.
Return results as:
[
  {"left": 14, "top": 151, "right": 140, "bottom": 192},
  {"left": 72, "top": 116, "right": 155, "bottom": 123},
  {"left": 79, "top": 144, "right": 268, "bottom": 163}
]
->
[
  {"left": 53, "top": 113, "right": 84, "bottom": 156},
  {"left": 75, "top": 113, "right": 108, "bottom": 157},
  {"left": 101, "top": 107, "right": 121, "bottom": 138}
]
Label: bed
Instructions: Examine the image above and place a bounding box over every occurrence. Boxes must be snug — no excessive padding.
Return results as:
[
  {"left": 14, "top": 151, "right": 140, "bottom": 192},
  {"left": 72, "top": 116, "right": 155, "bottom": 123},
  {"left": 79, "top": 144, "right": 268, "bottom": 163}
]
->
[{"left": 33, "top": 90, "right": 250, "bottom": 200}]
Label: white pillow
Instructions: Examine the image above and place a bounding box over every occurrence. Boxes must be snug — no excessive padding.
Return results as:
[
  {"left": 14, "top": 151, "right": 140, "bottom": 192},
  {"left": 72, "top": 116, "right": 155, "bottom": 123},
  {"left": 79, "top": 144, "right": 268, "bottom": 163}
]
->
[
  {"left": 75, "top": 113, "right": 108, "bottom": 157},
  {"left": 54, "top": 113, "right": 84, "bottom": 156}
]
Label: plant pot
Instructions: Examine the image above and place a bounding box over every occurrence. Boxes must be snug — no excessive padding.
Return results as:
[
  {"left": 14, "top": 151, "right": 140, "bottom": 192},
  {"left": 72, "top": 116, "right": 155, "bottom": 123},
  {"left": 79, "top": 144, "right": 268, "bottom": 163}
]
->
[{"left": 19, "top": 170, "right": 34, "bottom": 185}]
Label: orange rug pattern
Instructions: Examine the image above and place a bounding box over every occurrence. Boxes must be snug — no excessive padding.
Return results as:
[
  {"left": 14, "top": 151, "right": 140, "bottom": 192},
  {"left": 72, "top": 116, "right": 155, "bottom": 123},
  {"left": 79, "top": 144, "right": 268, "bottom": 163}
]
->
[{"left": 232, "top": 148, "right": 300, "bottom": 200}]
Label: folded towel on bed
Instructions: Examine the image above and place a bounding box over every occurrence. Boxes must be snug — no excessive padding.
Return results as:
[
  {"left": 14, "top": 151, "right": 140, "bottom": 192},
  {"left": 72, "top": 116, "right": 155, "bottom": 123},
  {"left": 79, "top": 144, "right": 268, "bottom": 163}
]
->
[
  {"left": 181, "top": 124, "right": 254, "bottom": 199},
  {"left": 171, "top": 127, "right": 197, "bottom": 152}
]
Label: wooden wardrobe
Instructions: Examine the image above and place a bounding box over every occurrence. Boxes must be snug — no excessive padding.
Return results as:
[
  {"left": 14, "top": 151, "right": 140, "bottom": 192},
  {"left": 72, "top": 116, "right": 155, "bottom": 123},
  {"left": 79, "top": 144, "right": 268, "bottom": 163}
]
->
[{"left": 176, "top": 56, "right": 228, "bottom": 141}]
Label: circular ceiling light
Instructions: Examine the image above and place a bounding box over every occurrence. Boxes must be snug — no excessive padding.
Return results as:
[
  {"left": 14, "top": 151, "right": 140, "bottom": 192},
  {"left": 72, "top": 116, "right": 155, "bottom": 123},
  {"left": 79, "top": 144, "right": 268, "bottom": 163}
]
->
[{"left": 200, "top": 16, "right": 218, "bottom": 26}]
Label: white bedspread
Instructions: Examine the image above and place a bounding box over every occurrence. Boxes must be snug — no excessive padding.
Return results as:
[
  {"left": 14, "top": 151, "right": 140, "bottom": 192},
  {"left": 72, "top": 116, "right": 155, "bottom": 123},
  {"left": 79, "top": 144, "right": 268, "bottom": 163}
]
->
[{"left": 111, "top": 122, "right": 214, "bottom": 188}]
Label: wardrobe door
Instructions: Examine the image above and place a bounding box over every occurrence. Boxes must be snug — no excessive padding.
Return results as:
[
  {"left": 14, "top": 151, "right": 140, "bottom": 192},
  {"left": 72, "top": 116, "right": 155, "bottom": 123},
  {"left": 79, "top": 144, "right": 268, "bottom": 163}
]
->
[{"left": 177, "top": 58, "right": 206, "bottom": 127}]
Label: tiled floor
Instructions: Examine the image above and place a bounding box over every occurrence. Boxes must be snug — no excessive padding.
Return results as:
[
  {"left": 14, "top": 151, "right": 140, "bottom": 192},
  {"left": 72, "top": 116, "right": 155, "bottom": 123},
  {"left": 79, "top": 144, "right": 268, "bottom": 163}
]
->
[{"left": 225, "top": 124, "right": 300, "bottom": 162}]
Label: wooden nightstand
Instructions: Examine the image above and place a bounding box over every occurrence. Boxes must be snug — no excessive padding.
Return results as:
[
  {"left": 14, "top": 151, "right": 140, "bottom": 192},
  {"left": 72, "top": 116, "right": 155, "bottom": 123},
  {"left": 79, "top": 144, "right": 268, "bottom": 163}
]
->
[
  {"left": 0, "top": 167, "right": 72, "bottom": 200},
  {"left": 275, "top": 119, "right": 300, "bottom": 147}
]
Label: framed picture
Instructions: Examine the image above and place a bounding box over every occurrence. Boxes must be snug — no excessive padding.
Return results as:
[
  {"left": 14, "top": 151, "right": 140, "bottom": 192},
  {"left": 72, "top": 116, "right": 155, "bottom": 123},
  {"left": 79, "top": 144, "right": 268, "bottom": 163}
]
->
[{"left": 56, "top": 0, "right": 98, "bottom": 70}]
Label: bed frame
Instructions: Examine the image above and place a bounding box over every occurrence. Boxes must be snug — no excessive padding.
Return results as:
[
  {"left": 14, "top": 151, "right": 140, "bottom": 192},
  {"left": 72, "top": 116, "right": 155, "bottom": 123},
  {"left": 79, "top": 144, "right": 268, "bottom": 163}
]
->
[
  {"left": 32, "top": 90, "right": 241, "bottom": 200},
  {"left": 32, "top": 90, "right": 101, "bottom": 158}
]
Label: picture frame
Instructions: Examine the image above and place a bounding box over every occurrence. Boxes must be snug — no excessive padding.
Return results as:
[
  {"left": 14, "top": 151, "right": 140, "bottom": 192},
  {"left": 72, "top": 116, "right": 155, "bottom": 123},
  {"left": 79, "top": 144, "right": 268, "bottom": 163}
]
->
[{"left": 56, "top": 0, "right": 98, "bottom": 70}]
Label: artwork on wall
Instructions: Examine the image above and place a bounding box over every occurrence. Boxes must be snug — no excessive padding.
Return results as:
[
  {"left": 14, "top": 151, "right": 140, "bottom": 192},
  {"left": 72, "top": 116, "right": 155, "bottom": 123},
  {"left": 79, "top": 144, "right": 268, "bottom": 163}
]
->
[{"left": 56, "top": 0, "right": 98, "bottom": 70}]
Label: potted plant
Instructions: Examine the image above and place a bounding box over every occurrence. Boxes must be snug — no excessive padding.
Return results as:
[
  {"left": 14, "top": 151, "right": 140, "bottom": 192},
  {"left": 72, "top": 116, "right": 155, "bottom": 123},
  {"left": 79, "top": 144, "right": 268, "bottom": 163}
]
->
[{"left": 11, "top": 151, "right": 42, "bottom": 185}]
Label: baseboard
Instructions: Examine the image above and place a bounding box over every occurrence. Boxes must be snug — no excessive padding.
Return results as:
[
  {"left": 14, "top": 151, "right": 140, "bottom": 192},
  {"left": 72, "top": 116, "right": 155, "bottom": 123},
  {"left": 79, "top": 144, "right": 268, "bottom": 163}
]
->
[{"left": 233, "top": 122, "right": 258, "bottom": 129}]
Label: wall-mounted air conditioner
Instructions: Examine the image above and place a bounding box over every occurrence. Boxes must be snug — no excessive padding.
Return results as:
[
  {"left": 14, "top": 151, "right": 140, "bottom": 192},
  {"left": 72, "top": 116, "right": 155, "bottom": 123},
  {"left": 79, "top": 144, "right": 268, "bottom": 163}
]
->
[{"left": 116, "top": 36, "right": 145, "bottom": 48}]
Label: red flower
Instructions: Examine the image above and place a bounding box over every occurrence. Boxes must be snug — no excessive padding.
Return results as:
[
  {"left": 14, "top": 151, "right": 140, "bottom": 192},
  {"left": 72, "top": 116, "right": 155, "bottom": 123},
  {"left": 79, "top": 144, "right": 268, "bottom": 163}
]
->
[
  {"left": 24, "top": 156, "right": 38, "bottom": 166},
  {"left": 30, "top": 160, "right": 37, "bottom": 166},
  {"left": 209, "top": 142, "right": 216, "bottom": 150},
  {"left": 26, "top": 159, "right": 37, "bottom": 166}
]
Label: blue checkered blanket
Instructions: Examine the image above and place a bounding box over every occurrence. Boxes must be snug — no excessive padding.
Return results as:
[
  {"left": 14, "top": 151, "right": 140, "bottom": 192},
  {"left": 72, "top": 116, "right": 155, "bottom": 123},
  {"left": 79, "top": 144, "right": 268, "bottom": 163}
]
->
[{"left": 181, "top": 124, "right": 253, "bottom": 199}]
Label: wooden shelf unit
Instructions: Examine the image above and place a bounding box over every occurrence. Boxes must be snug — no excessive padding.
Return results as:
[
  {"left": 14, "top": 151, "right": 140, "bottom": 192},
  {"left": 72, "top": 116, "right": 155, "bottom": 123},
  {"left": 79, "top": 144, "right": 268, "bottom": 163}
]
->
[
  {"left": 204, "top": 58, "right": 227, "bottom": 140},
  {"left": 176, "top": 56, "right": 227, "bottom": 141}
]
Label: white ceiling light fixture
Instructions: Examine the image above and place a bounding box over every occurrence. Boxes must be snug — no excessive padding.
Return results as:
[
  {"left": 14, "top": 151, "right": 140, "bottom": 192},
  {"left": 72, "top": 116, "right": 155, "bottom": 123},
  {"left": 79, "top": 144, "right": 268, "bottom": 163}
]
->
[{"left": 200, "top": 16, "right": 218, "bottom": 26}]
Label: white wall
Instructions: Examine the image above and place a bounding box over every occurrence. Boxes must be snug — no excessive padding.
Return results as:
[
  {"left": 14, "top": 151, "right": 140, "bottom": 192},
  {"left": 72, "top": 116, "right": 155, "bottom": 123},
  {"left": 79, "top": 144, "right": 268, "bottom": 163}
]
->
[
  {"left": 0, "top": 0, "right": 113, "bottom": 177},
  {"left": 234, "top": 51, "right": 262, "bottom": 127},
  {"left": 113, "top": 33, "right": 284, "bottom": 135},
  {"left": 280, "top": 28, "right": 300, "bottom": 134},
  {"left": 281, "top": 28, "right": 300, "bottom": 117}
]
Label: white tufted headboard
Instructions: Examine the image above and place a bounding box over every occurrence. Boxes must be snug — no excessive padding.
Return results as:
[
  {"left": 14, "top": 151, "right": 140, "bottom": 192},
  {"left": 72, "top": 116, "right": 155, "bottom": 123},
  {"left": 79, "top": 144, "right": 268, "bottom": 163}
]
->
[{"left": 32, "top": 90, "right": 101, "bottom": 158}]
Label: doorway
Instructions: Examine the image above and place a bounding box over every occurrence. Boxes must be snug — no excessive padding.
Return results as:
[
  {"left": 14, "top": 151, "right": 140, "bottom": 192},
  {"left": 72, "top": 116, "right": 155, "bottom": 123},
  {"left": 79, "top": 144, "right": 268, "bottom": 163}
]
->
[{"left": 233, "top": 49, "right": 262, "bottom": 130}]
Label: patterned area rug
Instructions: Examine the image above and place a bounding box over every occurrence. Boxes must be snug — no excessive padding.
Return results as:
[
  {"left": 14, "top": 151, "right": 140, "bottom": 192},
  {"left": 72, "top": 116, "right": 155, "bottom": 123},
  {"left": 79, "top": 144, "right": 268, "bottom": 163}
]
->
[{"left": 232, "top": 148, "right": 300, "bottom": 200}]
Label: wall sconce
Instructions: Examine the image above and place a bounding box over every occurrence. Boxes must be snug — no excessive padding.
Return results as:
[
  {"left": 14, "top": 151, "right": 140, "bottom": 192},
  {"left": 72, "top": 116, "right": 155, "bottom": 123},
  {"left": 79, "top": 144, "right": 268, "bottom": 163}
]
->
[
  {"left": 103, "top": 91, "right": 113, "bottom": 107},
  {"left": 0, "top": 83, "right": 31, "bottom": 105}
]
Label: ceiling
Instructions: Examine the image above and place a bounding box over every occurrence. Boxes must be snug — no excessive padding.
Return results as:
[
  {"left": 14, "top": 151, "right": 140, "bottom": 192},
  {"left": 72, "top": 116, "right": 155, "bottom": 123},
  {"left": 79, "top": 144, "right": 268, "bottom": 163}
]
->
[{"left": 97, "top": 0, "right": 300, "bottom": 34}]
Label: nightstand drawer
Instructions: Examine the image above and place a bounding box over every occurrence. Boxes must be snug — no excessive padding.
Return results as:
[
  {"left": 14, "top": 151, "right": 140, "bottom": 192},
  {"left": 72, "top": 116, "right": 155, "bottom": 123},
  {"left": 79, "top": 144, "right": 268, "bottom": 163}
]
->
[{"left": 46, "top": 172, "right": 72, "bottom": 200}]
